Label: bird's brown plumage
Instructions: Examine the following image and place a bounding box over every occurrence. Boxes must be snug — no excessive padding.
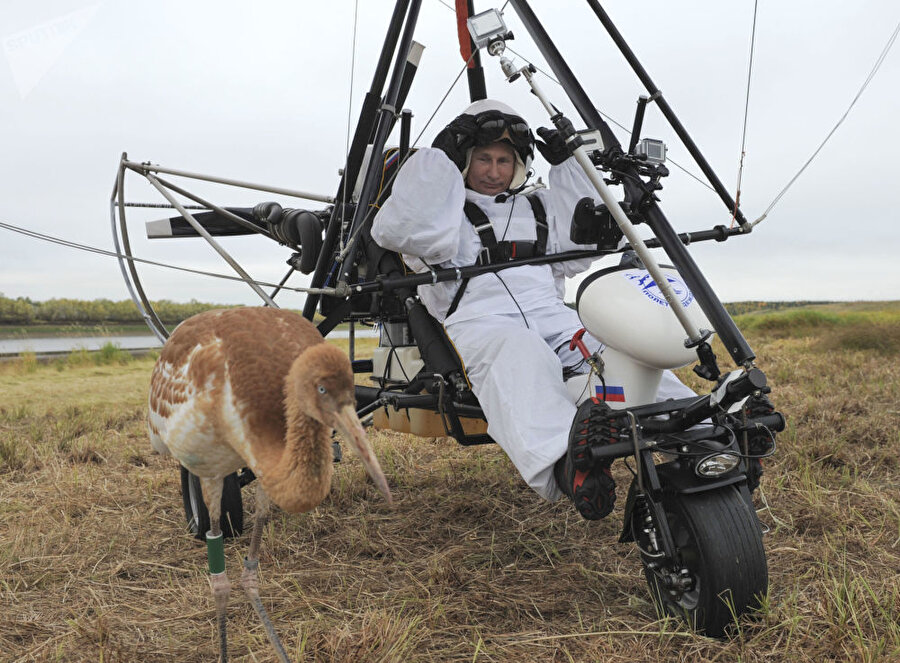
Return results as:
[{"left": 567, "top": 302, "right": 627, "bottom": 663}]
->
[
  {"left": 148, "top": 306, "right": 390, "bottom": 662},
  {"left": 148, "top": 306, "right": 388, "bottom": 513}
]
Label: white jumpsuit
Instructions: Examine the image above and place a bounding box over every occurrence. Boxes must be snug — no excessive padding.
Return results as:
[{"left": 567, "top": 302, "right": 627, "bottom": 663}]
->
[{"left": 371, "top": 148, "right": 692, "bottom": 500}]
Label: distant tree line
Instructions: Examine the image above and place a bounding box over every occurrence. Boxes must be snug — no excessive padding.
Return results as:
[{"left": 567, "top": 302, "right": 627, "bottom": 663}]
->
[
  {"left": 0, "top": 295, "right": 830, "bottom": 326},
  {"left": 723, "top": 301, "right": 830, "bottom": 316},
  {"left": 0, "top": 295, "right": 227, "bottom": 325}
]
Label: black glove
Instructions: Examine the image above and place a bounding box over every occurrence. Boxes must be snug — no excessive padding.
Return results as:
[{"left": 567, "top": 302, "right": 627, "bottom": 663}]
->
[
  {"left": 535, "top": 126, "right": 570, "bottom": 165},
  {"left": 431, "top": 115, "right": 479, "bottom": 170}
]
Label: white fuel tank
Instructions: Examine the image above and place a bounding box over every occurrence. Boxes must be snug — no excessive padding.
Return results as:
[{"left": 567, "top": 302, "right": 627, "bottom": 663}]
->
[{"left": 576, "top": 264, "right": 712, "bottom": 370}]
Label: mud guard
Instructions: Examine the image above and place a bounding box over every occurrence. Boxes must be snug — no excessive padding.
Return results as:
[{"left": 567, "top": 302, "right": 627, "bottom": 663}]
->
[{"left": 619, "top": 460, "right": 748, "bottom": 543}]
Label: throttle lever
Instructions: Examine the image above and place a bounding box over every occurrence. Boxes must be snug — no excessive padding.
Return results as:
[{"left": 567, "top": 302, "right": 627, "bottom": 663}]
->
[
  {"left": 569, "top": 328, "right": 604, "bottom": 376},
  {"left": 569, "top": 328, "right": 591, "bottom": 359}
]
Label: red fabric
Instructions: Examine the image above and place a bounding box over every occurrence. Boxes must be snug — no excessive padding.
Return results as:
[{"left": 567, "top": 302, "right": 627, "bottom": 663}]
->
[{"left": 455, "top": 0, "right": 475, "bottom": 68}]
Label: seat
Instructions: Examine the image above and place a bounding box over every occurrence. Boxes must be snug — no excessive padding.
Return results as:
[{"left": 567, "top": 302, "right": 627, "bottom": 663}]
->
[{"left": 353, "top": 148, "right": 492, "bottom": 445}]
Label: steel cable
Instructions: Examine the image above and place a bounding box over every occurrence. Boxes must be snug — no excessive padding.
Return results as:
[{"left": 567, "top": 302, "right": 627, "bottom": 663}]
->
[
  {"left": 0, "top": 220, "right": 331, "bottom": 295},
  {"left": 731, "top": 0, "right": 760, "bottom": 227},
  {"left": 752, "top": 17, "right": 900, "bottom": 227},
  {"left": 340, "top": 0, "right": 361, "bottom": 251}
]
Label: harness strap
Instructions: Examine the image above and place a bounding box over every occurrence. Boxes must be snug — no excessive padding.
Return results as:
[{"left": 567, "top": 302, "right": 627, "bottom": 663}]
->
[
  {"left": 527, "top": 194, "right": 548, "bottom": 257},
  {"left": 447, "top": 193, "right": 548, "bottom": 318},
  {"left": 462, "top": 200, "right": 497, "bottom": 266},
  {"left": 463, "top": 194, "right": 547, "bottom": 266},
  {"left": 447, "top": 275, "right": 470, "bottom": 318}
]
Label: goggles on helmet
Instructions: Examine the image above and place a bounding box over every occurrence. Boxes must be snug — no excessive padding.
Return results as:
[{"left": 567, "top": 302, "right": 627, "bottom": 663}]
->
[{"left": 471, "top": 110, "right": 534, "bottom": 160}]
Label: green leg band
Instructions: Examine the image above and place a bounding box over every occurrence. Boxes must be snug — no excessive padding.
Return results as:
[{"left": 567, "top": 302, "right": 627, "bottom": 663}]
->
[{"left": 206, "top": 531, "right": 225, "bottom": 575}]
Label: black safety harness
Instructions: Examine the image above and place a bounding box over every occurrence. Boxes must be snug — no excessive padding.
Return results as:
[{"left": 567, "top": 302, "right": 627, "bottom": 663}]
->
[{"left": 445, "top": 194, "right": 548, "bottom": 317}]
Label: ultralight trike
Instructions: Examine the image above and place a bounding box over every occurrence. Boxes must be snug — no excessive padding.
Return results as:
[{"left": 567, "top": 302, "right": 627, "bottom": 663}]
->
[{"left": 112, "top": 1, "right": 785, "bottom": 637}]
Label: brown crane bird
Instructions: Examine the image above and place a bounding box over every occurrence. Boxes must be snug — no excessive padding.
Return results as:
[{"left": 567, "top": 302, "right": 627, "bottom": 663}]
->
[{"left": 148, "top": 307, "right": 391, "bottom": 662}]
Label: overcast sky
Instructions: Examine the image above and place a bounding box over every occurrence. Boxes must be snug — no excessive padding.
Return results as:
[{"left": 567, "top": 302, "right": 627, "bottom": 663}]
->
[{"left": 1, "top": 0, "right": 898, "bottom": 311}]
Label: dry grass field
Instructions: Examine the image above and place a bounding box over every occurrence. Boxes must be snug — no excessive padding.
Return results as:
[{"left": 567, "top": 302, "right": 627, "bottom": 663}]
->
[{"left": 1, "top": 305, "right": 898, "bottom": 662}]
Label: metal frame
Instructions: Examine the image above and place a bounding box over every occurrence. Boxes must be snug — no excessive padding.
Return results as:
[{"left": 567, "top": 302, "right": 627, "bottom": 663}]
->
[{"left": 110, "top": 154, "right": 336, "bottom": 339}]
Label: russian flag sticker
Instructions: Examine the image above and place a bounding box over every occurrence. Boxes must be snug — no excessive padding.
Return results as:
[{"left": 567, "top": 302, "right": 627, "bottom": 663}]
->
[{"left": 596, "top": 385, "right": 626, "bottom": 402}]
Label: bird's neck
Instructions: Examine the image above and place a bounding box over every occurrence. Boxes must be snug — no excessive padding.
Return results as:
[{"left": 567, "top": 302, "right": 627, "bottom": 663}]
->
[{"left": 258, "top": 382, "right": 334, "bottom": 514}]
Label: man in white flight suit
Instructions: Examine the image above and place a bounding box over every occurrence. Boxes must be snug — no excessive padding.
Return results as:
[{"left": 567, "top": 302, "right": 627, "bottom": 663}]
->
[{"left": 372, "top": 99, "right": 693, "bottom": 519}]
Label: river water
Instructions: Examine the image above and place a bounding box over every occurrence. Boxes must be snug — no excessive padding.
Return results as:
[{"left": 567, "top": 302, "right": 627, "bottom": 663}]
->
[{"left": 0, "top": 329, "right": 375, "bottom": 356}]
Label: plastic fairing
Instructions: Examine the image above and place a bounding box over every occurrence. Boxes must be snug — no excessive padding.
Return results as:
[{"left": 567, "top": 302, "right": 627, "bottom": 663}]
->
[{"left": 576, "top": 265, "right": 712, "bottom": 370}]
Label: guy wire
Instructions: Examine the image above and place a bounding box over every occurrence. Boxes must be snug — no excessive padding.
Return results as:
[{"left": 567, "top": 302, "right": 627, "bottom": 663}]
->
[
  {"left": 340, "top": 0, "right": 362, "bottom": 252},
  {"left": 0, "top": 220, "right": 326, "bottom": 295},
  {"left": 753, "top": 16, "right": 900, "bottom": 227},
  {"left": 731, "top": 0, "right": 759, "bottom": 228}
]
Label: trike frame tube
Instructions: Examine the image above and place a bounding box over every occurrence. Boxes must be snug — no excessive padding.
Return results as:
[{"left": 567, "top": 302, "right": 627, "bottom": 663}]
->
[
  {"left": 303, "top": 0, "right": 414, "bottom": 320},
  {"left": 338, "top": 0, "right": 423, "bottom": 285},
  {"left": 507, "top": 0, "right": 756, "bottom": 366},
  {"left": 585, "top": 0, "right": 750, "bottom": 230},
  {"left": 121, "top": 160, "right": 333, "bottom": 203}
]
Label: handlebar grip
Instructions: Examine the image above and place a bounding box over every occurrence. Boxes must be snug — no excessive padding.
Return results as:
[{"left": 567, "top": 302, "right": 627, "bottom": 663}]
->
[
  {"left": 738, "top": 412, "right": 786, "bottom": 434},
  {"left": 590, "top": 439, "right": 641, "bottom": 462}
]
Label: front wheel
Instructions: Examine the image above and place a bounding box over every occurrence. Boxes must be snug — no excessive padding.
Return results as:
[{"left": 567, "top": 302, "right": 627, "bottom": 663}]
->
[{"left": 632, "top": 485, "right": 767, "bottom": 637}]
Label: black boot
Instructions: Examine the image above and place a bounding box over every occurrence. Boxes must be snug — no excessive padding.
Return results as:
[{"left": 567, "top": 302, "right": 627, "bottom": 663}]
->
[{"left": 555, "top": 399, "right": 617, "bottom": 520}]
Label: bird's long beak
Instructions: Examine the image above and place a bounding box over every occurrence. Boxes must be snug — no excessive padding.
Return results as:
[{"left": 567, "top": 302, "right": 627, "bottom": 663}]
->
[{"left": 333, "top": 404, "right": 393, "bottom": 504}]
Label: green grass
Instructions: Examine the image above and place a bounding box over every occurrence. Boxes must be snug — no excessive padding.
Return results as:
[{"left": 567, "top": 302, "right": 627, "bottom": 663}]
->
[
  {"left": 0, "top": 323, "right": 155, "bottom": 338},
  {"left": 0, "top": 315, "right": 365, "bottom": 339},
  {"left": 0, "top": 304, "right": 897, "bottom": 662},
  {"left": 732, "top": 307, "right": 900, "bottom": 355}
]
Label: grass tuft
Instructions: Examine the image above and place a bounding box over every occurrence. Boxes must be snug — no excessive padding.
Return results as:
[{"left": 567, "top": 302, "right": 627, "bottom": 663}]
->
[
  {"left": 94, "top": 341, "right": 133, "bottom": 365},
  {"left": 820, "top": 322, "right": 900, "bottom": 356},
  {"left": 19, "top": 351, "right": 38, "bottom": 373}
]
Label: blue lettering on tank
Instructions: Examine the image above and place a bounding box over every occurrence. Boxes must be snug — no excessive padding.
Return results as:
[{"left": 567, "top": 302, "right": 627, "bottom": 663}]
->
[{"left": 624, "top": 271, "right": 694, "bottom": 308}]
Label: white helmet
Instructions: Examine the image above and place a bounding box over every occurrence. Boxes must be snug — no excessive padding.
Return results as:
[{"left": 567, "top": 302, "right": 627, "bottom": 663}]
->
[{"left": 435, "top": 99, "right": 535, "bottom": 190}]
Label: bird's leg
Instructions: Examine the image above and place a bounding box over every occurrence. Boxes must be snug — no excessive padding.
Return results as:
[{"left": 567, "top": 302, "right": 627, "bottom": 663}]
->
[
  {"left": 241, "top": 485, "right": 290, "bottom": 663},
  {"left": 201, "top": 477, "right": 231, "bottom": 663},
  {"left": 244, "top": 482, "right": 270, "bottom": 568}
]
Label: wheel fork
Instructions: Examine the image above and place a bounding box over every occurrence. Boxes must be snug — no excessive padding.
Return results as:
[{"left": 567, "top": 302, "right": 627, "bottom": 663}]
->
[{"left": 636, "top": 489, "right": 695, "bottom": 601}]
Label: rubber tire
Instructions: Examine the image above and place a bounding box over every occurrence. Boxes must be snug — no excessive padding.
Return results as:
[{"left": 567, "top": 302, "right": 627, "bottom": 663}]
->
[
  {"left": 636, "top": 486, "right": 768, "bottom": 637},
  {"left": 180, "top": 466, "right": 244, "bottom": 540}
]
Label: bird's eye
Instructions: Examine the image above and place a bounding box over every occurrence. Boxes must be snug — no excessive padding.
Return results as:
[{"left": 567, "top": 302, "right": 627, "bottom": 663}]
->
[{"left": 317, "top": 385, "right": 327, "bottom": 394}]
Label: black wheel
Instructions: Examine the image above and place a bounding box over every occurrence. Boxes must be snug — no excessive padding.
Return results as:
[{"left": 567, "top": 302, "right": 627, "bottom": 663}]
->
[
  {"left": 180, "top": 466, "right": 244, "bottom": 540},
  {"left": 633, "top": 485, "right": 768, "bottom": 637}
]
